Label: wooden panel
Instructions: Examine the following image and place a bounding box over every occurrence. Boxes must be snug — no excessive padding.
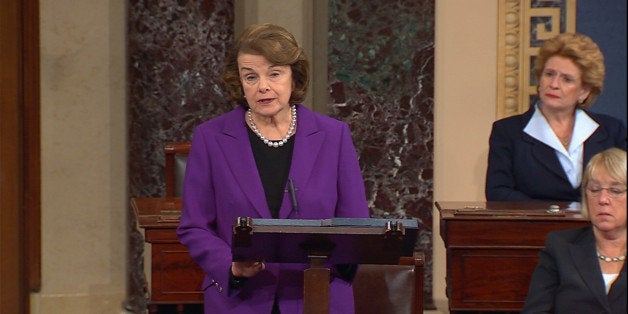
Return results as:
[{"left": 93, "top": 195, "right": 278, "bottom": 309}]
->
[
  {"left": 436, "top": 201, "right": 590, "bottom": 312},
  {"left": 22, "top": 0, "right": 41, "bottom": 293},
  {"left": 448, "top": 249, "right": 539, "bottom": 310},
  {"left": 144, "top": 229, "right": 182, "bottom": 243},
  {"left": 445, "top": 219, "right": 588, "bottom": 247},
  {"left": 150, "top": 243, "right": 204, "bottom": 303},
  {"left": 0, "top": 0, "right": 24, "bottom": 309},
  {"left": 1, "top": 0, "right": 40, "bottom": 312},
  {"left": 135, "top": 197, "right": 204, "bottom": 306}
]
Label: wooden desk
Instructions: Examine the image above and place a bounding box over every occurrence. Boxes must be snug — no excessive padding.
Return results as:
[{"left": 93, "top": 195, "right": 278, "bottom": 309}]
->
[
  {"left": 435, "top": 201, "right": 590, "bottom": 313},
  {"left": 132, "top": 197, "right": 203, "bottom": 313}
]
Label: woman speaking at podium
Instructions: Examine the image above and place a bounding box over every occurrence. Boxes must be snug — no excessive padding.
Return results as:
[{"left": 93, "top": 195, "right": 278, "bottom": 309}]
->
[{"left": 177, "top": 23, "right": 370, "bottom": 314}]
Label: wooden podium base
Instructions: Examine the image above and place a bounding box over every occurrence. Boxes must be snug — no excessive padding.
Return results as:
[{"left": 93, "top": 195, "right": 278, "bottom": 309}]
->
[{"left": 304, "top": 255, "right": 330, "bottom": 314}]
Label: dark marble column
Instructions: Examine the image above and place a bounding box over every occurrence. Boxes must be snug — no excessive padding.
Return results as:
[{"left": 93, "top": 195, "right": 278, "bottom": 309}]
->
[
  {"left": 327, "top": 0, "right": 435, "bottom": 308},
  {"left": 125, "top": 1, "right": 234, "bottom": 312},
  {"left": 128, "top": 0, "right": 235, "bottom": 199}
]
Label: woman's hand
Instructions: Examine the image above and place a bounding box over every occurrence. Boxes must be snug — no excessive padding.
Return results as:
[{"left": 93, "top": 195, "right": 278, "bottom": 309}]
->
[{"left": 231, "top": 260, "right": 265, "bottom": 278}]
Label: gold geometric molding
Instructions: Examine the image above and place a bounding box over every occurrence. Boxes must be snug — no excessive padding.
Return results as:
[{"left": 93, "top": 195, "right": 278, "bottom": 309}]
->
[{"left": 497, "top": 0, "right": 576, "bottom": 119}]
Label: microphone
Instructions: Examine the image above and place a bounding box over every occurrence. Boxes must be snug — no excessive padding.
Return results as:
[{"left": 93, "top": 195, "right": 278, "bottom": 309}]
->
[{"left": 288, "top": 179, "right": 298, "bottom": 213}]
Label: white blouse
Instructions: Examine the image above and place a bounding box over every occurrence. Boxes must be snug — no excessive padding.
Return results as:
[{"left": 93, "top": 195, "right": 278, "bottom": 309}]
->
[
  {"left": 602, "top": 273, "right": 619, "bottom": 294},
  {"left": 524, "top": 104, "right": 599, "bottom": 188}
]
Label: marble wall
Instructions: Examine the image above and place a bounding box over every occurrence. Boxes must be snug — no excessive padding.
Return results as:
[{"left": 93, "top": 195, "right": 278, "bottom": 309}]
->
[
  {"left": 127, "top": 0, "right": 434, "bottom": 310},
  {"left": 327, "top": 0, "right": 435, "bottom": 305},
  {"left": 128, "top": 0, "right": 235, "bottom": 199},
  {"left": 127, "top": 0, "right": 234, "bottom": 311}
]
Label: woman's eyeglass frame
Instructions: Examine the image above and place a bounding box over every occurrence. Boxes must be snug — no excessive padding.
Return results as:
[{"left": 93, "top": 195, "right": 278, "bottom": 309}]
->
[{"left": 585, "top": 186, "right": 627, "bottom": 198}]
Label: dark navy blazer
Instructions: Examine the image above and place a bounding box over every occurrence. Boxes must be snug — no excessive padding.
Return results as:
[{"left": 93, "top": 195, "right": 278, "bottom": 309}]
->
[
  {"left": 522, "top": 227, "right": 627, "bottom": 314},
  {"left": 486, "top": 107, "right": 627, "bottom": 202}
]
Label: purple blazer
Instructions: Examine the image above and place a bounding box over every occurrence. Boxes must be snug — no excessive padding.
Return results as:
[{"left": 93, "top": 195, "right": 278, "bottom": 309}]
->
[{"left": 177, "top": 104, "right": 370, "bottom": 314}]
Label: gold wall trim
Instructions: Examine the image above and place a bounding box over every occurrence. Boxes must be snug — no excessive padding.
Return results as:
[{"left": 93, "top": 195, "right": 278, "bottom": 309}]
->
[{"left": 497, "top": 0, "right": 576, "bottom": 119}]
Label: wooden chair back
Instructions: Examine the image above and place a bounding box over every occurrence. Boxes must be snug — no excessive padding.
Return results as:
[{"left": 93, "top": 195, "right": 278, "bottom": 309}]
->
[
  {"left": 353, "top": 251, "right": 425, "bottom": 314},
  {"left": 164, "top": 142, "right": 191, "bottom": 197}
]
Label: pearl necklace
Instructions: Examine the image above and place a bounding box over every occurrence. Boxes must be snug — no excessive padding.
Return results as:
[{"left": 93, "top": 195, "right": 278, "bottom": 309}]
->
[
  {"left": 597, "top": 251, "right": 626, "bottom": 263},
  {"left": 247, "top": 105, "right": 297, "bottom": 148}
]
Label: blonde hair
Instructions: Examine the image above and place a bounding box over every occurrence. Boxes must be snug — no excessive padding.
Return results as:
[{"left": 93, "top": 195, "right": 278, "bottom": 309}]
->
[
  {"left": 221, "top": 23, "right": 309, "bottom": 106},
  {"left": 534, "top": 33, "right": 605, "bottom": 109},
  {"left": 581, "top": 148, "right": 627, "bottom": 218}
]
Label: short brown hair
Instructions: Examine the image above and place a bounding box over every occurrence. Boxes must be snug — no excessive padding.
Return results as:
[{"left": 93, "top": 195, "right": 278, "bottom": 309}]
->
[
  {"left": 534, "top": 33, "right": 605, "bottom": 109},
  {"left": 222, "top": 23, "right": 309, "bottom": 106}
]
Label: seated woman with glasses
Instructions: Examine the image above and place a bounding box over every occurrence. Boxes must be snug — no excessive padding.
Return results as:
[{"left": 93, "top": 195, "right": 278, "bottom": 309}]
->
[{"left": 522, "top": 147, "right": 626, "bottom": 314}]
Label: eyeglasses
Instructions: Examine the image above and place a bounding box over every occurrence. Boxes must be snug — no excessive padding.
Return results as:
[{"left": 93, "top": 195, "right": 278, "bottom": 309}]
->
[{"left": 586, "top": 186, "right": 627, "bottom": 198}]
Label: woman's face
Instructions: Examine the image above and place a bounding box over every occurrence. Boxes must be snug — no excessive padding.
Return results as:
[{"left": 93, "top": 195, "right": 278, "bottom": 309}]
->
[
  {"left": 586, "top": 166, "right": 627, "bottom": 233},
  {"left": 538, "top": 56, "right": 591, "bottom": 111},
  {"left": 238, "top": 53, "right": 293, "bottom": 116}
]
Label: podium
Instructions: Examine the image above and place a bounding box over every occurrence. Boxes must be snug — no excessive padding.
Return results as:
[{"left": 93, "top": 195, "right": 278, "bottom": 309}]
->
[
  {"left": 232, "top": 217, "right": 419, "bottom": 314},
  {"left": 436, "top": 201, "right": 589, "bottom": 313},
  {"left": 133, "top": 196, "right": 422, "bottom": 313}
]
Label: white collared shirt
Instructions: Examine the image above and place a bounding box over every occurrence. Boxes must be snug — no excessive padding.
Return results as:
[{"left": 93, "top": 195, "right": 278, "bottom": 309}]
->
[
  {"left": 524, "top": 104, "right": 599, "bottom": 188},
  {"left": 602, "top": 273, "right": 619, "bottom": 294}
]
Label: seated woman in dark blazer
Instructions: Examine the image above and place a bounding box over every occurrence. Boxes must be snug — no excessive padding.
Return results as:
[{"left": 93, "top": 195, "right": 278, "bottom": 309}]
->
[
  {"left": 522, "top": 148, "right": 626, "bottom": 314},
  {"left": 486, "top": 33, "right": 626, "bottom": 202}
]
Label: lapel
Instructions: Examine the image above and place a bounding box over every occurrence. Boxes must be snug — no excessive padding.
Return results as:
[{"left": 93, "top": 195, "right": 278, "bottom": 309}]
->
[
  {"left": 519, "top": 108, "right": 570, "bottom": 182},
  {"left": 216, "top": 107, "right": 269, "bottom": 218},
  {"left": 526, "top": 134, "right": 569, "bottom": 180},
  {"left": 608, "top": 263, "right": 627, "bottom": 302},
  {"left": 568, "top": 228, "right": 610, "bottom": 309},
  {"left": 279, "top": 105, "right": 324, "bottom": 218},
  {"left": 522, "top": 109, "right": 611, "bottom": 184},
  {"left": 214, "top": 105, "right": 324, "bottom": 219},
  {"left": 581, "top": 111, "right": 609, "bottom": 166}
]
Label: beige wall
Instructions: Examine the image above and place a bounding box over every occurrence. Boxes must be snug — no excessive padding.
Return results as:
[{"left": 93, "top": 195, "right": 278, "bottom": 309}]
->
[
  {"left": 433, "top": 1, "right": 497, "bottom": 311},
  {"left": 35, "top": 0, "right": 127, "bottom": 313},
  {"left": 34, "top": 1, "right": 497, "bottom": 313}
]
